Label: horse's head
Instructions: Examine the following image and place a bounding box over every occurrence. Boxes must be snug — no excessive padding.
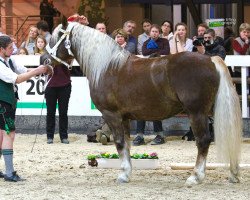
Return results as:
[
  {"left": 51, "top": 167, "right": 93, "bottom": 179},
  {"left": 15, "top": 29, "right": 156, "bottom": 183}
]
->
[{"left": 40, "top": 16, "right": 76, "bottom": 69}]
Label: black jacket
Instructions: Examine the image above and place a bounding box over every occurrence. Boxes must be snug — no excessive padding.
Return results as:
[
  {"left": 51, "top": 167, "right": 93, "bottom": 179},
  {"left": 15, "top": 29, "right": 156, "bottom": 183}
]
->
[{"left": 204, "top": 42, "right": 226, "bottom": 60}]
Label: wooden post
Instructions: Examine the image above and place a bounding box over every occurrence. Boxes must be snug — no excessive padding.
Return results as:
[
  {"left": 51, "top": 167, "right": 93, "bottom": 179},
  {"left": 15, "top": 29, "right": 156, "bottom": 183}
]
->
[{"left": 170, "top": 163, "right": 250, "bottom": 170}]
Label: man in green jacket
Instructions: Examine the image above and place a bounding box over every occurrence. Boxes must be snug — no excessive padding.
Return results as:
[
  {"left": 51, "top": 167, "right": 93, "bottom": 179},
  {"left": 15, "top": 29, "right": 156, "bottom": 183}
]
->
[{"left": 0, "top": 35, "right": 48, "bottom": 182}]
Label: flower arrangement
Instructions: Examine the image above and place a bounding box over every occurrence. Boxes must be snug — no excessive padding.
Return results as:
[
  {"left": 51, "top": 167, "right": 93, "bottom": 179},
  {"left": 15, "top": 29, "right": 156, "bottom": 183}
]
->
[
  {"left": 131, "top": 152, "right": 158, "bottom": 159},
  {"left": 87, "top": 152, "right": 158, "bottom": 160}
]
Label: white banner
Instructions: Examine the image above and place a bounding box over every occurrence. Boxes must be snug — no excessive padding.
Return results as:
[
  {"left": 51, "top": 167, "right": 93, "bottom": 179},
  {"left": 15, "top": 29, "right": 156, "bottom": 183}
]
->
[{"left": 16, "top": 77, "right": 102, "bottom": 116}]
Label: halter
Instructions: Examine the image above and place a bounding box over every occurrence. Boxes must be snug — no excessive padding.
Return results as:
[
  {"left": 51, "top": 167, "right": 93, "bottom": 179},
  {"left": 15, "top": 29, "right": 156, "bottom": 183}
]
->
[{"left": 45, "top": 22, "right": 76, "bottom": 70}]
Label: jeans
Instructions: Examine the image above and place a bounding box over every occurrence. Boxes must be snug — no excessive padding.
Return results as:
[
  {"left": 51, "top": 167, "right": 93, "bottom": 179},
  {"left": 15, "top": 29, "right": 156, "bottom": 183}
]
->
[
  {"left": 136, "top": 120, "right": 163, "bottom": 134},
  {"left": 45, "top": 84, "right": 71, "bottom": 140}
]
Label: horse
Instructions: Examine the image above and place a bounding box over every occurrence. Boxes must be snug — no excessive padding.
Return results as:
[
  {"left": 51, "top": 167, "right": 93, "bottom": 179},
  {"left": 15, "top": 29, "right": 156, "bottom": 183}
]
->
[{"left": 40, "top": 20, "right": 242, "bottom": 185}]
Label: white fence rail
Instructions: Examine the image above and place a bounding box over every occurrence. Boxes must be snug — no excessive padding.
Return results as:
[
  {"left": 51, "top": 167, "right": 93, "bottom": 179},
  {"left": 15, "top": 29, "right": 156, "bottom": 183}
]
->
[
  {"left": 224, "top": 55, "right": 250, "bottom": 118},
  {"left": 12, "top": 55, "right": 250, "bottom": 118}
]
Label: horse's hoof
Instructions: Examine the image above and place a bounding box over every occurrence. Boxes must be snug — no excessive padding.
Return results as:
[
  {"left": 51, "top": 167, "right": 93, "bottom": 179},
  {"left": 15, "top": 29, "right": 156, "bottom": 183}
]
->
[
  {"left": 117, "top": 174, "right": 129, "bottom": 183},
  {"left": 229, "top": 176, "right": 240, "bottom": 183},
  {"left": 185, "top": 176, "right": 201, "bottom": 186}
]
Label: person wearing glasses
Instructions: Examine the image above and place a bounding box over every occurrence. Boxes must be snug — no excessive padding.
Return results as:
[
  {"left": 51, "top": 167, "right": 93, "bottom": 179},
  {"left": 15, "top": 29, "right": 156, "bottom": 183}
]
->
[{"left": 160, "top": 20, "right": 173, "bottom": 41}]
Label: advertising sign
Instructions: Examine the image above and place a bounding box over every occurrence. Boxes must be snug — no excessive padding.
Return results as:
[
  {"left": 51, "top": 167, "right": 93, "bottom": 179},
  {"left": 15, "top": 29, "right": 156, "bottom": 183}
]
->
[
  {"left": 16, "top": 77, "right": 102, "bottom": 116},
  {"left": 206, "top": 18, "right": 225, "bottom": 38}
]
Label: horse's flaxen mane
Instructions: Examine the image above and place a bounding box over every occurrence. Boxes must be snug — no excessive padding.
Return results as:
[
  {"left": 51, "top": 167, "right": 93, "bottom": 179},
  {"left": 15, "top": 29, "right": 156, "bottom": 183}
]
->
[
  {"left": 52, "top": 23, "right": 131, "bottom": 87},
  {"left": 51, "top": 24, "right": 63, "bottom": 46}
]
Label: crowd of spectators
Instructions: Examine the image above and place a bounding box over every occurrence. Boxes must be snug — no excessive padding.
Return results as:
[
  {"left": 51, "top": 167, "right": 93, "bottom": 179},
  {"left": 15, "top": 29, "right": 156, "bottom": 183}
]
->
[
  {"left": 2, "top": 14, "right": 250, "bottom": 146},
  {"left": 11, "top": 17, "right": 247, "bottom": 62}
]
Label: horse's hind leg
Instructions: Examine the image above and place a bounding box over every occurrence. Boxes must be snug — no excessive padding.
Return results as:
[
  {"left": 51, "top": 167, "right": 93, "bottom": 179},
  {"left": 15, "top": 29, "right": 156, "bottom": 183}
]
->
[
  {"left": 229, "top": 161, "right": 240, "bottom": 183},
  {"left": 102, "top": 111, "right": 131, "bottom": 183},
  {"left": 185, "top": 113, "right": 212, "bottom": 185}
]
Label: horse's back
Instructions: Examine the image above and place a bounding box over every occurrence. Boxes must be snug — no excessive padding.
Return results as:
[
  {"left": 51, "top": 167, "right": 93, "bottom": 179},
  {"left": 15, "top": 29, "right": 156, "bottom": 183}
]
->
[{"left": 105, "top": 55, "right": 183, "bottom": 119}]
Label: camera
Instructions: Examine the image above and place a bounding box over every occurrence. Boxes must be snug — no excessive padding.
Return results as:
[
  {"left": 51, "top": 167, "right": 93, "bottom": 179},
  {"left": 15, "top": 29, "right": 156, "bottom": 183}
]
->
[{"left": 193, "top": 36, "right": 204, "bottom": 46}]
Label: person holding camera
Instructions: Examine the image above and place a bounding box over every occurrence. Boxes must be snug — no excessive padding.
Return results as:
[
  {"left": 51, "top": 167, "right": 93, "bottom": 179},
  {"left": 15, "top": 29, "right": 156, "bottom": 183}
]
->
[
  {"left": 195, "top": 29, "right": 226, "bottom": 60},
  {"left": 192, "top": 23, "right": 209, "bottom": 52},
  {"left": 193, "top": 23, "right": 224, "bottom": 52}
]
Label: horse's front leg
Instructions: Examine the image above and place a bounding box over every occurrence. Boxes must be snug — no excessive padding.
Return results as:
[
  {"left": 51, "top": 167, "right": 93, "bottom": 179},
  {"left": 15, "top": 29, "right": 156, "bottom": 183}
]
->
[
  {"left": 185, "top": 114, "right": 212, "bottom": 185},
  {"left": 115, "top": 120, "right": 131, "bottom": 183},
  {"left": 102, "top": 111, "right": 131, "bottom": 183}
]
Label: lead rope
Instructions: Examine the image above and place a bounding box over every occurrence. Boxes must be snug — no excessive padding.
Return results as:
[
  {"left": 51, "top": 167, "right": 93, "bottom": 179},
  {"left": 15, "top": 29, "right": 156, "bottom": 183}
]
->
[
  {"left": 30, "top": 94, "right": 45, "bottom": 153},
  {"left": 31, "top": 64, "right": 54, "bottom": 153}
]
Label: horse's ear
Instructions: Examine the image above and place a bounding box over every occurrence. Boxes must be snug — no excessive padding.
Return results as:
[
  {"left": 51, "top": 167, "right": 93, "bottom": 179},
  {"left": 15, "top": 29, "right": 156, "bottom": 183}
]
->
[{"left": 61, "top": 15, "right": 68, "bottom": 28}]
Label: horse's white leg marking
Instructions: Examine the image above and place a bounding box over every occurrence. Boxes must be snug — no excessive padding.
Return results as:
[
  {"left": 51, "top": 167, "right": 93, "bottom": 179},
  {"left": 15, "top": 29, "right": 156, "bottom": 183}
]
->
[
  {"left": 185, "top": 157, "right": 206, "bottom": 185},
  {"left": 117, "top": 141, "right": 132, "bottom": 183}
]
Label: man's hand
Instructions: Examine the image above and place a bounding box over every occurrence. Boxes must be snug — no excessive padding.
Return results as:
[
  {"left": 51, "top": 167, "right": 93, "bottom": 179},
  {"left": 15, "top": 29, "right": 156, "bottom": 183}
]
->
[
  {"left": 36, "top": 65, "right": 51, "bottom": 75},
  {"left": 242, "top": 35, "right": 249, "bottom": 44},
  {"left": 174, "top": 31, "right": 180, "bottom": 41},
  {"left": 196, "top": 45, "right": 205, "bottom": 54},
  {"left": 16, "top": 65, "right": 52, "bottom": 84},
  {"left": 78, "top": 15, "right": 89, "bottom": 25}
]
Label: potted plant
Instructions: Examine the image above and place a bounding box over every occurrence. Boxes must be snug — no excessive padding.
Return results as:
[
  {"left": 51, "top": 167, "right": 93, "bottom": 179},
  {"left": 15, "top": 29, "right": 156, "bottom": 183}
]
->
[
  {"left": 87, "top": 152, "right": 159, "bottom": 169},
  {"left": 87, "top": 154, "right": 98, "bottom": 167}
]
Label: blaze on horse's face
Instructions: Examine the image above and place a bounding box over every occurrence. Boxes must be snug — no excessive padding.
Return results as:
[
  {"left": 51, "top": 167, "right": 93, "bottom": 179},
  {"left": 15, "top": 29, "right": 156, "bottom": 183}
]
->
[{"left": 40, "top": 21, "right": 74, "bottom": 66}]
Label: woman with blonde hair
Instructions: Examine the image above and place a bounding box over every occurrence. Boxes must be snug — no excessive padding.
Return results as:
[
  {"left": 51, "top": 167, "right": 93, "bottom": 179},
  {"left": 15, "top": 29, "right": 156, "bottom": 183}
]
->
[
  {"left": 34, "top": 35, "right": 47, "bottom": 55},
  {"left": 19, "top": 26, "right": 39, "bottom": 55},
  {"left": 170, "top": 22, "right": 193, "bottom": 54}
]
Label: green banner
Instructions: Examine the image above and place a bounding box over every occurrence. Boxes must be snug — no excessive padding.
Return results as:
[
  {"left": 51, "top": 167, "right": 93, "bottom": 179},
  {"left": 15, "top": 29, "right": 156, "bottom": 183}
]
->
[
  {"left": 17, "top": 102, "right": 58, "bottom": 109},
  {"left": 91, "top": 100, "right": 96, "bottom": 109},
  {"left": 209, "top": 21, "right": 224, "bottom": 28},
  {"left": 17, "top": 101, "right": 97, "bottom": 110},
  {"left": 17, "top": 102, "right": 46, "bottom": 109}
]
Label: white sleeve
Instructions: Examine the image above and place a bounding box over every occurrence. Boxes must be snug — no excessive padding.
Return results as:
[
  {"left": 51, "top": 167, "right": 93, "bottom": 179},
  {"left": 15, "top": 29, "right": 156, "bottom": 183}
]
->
[
  {"left": 169, "top": 40, "right": 175, "bottom": 54},
  {"left": 0, "top": 63, "right": 18, "bottom": 84},
  {"left": 137, "top": 35, "right": 143, "bottom": 55},
  {"left": 185, "top": 39, "right": 194, "bottom": 52}
]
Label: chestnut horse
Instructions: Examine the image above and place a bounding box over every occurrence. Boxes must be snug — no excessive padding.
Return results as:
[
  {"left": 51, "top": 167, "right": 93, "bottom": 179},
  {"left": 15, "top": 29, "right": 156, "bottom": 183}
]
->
[{"left": 41, "top": 21, "right": 242, "bottom": 185}]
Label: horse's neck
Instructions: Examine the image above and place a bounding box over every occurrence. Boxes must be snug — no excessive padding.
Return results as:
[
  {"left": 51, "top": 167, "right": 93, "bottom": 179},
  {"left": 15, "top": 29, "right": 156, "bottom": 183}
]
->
[
  {"left": 71, "top": 26, "right": 130, "bottom": 86},
  {"left": 72, "top": 27, "right": 115, "bottom": 67},
  {"left": 73, "top": 27, "right": 127, "bottom": 72}
]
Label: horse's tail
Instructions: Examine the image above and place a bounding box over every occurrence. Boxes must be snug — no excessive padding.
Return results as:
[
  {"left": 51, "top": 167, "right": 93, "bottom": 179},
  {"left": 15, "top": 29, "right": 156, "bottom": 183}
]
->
[{"left": 211, "top": 56, "right": 242, "bottom": 168}]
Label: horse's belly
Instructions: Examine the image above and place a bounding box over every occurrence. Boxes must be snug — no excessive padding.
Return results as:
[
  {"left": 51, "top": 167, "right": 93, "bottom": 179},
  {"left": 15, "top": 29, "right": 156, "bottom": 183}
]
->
[{"left": 123, "top": 101, "right": 183, "bottom": 121}]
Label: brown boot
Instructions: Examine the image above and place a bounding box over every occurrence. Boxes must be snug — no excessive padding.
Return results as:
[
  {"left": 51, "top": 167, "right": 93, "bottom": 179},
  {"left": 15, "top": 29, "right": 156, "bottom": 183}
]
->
[{"left": 100, "top": 134, "right": 108, "bottom": 145}]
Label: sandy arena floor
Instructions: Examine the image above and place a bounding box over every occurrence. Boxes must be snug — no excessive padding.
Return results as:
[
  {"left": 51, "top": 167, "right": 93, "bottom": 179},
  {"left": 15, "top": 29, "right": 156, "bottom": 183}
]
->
[{"left": 0, "top": 133, "right": 249, "bottom": 200}]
